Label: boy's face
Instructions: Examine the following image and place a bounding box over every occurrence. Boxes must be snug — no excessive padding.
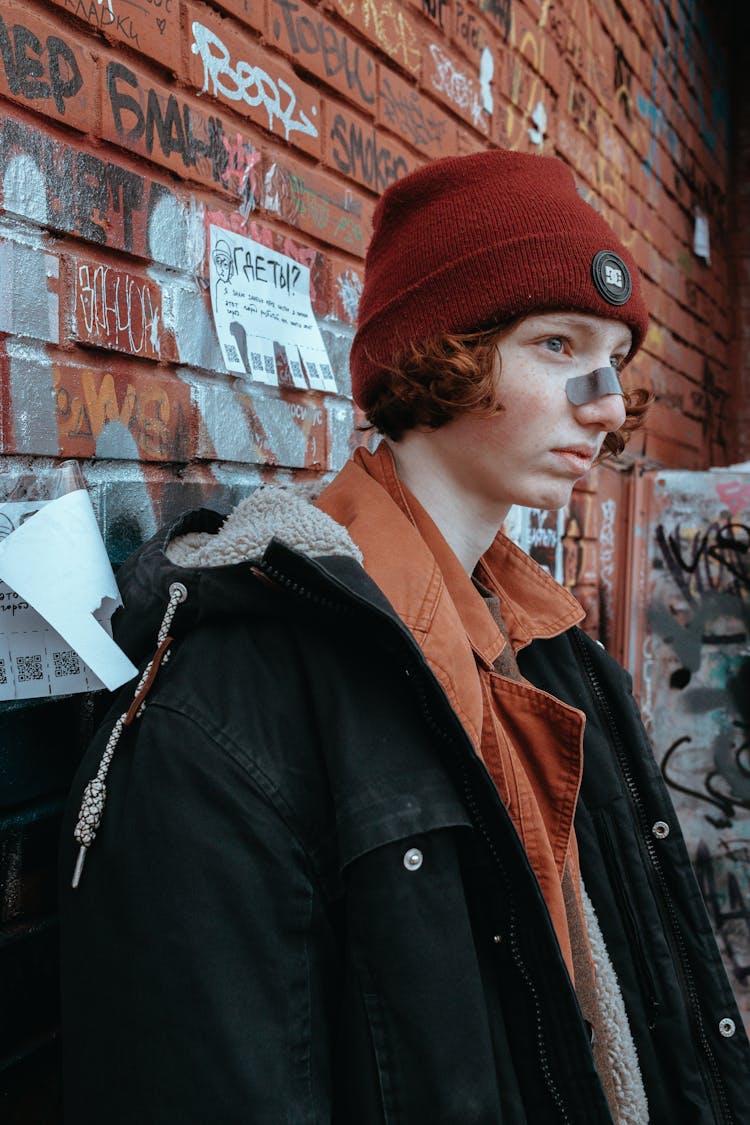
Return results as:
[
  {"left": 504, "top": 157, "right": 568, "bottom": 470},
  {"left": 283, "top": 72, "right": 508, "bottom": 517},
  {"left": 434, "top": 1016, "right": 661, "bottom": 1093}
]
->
[{"left": 425, "top": 311, "right": 631, "bottom": 515}]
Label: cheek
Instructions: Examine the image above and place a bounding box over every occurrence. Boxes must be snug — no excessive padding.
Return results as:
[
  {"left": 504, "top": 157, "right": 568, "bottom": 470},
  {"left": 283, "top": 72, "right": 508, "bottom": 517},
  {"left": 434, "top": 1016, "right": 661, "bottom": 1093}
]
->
[{"left": 508, "top": 385, "right": 563, "bottom": 435}]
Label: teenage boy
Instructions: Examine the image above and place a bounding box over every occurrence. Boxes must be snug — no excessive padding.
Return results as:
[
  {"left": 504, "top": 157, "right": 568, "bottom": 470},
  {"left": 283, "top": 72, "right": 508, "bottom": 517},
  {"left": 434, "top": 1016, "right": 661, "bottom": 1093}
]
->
[{"left": 61, "top": 150, "right": 749, "bottom": 1124}]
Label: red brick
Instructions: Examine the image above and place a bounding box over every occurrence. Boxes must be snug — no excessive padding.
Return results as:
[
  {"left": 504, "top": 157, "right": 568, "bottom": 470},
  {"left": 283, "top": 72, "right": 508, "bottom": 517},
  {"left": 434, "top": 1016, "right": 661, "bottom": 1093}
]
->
[
  {"left": 648, "top": 400, "right": 703, "bottom": 449},
  {"left": 505, "top": 39, "right": 548, "bottom": 125},
  {"left": 456, "top": 123, "right": 491, "bottom": 155},
  {"left": 49, "top": 0, "right": 181, "bottom": 73},
  {"left": 324, "top": 102, "right": 422, "bottom": 194},
  {"left": 554, "top": 110, "right": 599, "bottom": 189},
  {"left": 405, "top": 0, "right": 451, "bottom": 36},
  {"left": 330, "top": 0, "right": 422, "bottom": 78},
  {"left": 53, "top": 361, "right": 192, "bottom": 461},
  {"left": 378, "top": 68, "right": 458, "bottom": 158},
  {"left": 187, "top": 9, "right": 322, "bottom": 159},
  {"left": 212, "top": 0, "right": 265, "bottom": 35},
  {"left": 536, "top": 27, "right": 565, "bottom": 93},
  {"left": 101, "top": 54, "right": 264, "bottom": 195},
  {"left": 0, "top": 2, "right": 97, "bottom": 133},
  {"left": 626, "top": 0, "right": 652, "bottom": 52},
  {"left": 263, "top": 154, "right": 374, "bottom": 256},
  {"left": 266, "top": 0, "right": 376, "bottom": 114},
  {"left": 451, "top": 0, "right": 496, "bottom": 68},
  {"left": 565, "top": 69, "right": 597, "bottom": 134},
  {"left": 476, "top": 0, "right": 513, "bottom": 42},
  {"left": 494, "top": 91, "right": 543, "bottom": 153},
  {"left": 422, "top": 38, "right": 491, "bottom": 135},
  {"left": 509, "top": 0, "right": 563, "bottom": 93},
  {"left": 69, "top": 254, "right": 164, "bottom": 361}
]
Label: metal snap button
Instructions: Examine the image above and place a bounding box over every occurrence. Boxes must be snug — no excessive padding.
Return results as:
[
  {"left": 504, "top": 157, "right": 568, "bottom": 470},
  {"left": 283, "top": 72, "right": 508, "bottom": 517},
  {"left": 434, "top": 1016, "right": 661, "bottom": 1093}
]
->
[
  {"left": 719, "top": 1018, "right": 736, "bottom": 1038},
  {"left": 403, "top": 847, "right": 423, "bottom": 871},
  {"left": 652, "top": 820, "right": 670, "bottom": 839},
  {"left": 492, "top": 934, "right": 503, "bottom": 944}
]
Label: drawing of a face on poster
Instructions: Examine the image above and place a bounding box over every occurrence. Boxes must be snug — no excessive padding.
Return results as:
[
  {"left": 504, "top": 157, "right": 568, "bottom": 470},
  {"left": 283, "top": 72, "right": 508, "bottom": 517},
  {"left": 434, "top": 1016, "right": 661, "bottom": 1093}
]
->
[{"left": 212, "top": 239, "right": 234, "bottom": 298}]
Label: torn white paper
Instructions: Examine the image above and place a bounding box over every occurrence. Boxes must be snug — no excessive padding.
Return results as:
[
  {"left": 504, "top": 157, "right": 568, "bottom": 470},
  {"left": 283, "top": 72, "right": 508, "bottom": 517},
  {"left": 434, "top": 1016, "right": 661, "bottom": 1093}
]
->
[
  {"left": 479, "top": 47, "right": 494, "bottom": 114},
  {"left": 209, "top": 226, "right": 336, "bottom": 392},
  {"left": 0, "top": 490, "right": 137, "bottom": 695},
  {"left": 694, "top": 209, "right": 711, "bottom": 265}
]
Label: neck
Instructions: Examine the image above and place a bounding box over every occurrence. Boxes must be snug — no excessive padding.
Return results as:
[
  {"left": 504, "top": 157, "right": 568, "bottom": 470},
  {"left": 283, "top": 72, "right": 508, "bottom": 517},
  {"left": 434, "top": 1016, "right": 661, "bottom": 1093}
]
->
[{"left": 385, "top": 435, "right": 509, "bottom": 574}]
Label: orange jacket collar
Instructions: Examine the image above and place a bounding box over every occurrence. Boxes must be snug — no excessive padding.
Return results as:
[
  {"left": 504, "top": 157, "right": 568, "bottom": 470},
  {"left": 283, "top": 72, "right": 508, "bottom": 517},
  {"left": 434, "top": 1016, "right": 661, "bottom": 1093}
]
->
[{"left": 317, "top": 444, "right": 585, "bottom": 746}]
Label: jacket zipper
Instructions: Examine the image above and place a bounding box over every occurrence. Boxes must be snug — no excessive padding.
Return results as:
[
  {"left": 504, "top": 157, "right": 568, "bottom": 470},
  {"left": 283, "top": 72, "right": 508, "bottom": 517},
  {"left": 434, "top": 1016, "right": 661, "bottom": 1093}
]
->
[
  {"left": 596, "top": 813, "right": 661, "bottom": 1029},
  {"left": 406, "top": 668, "right": 572, "bottom": 1125},
  {"left": 256, "top": 557, "right": 573, "bottom": 1124},
  {"left": 570, "top": 629, "right": 734, "bottom": 1125}
]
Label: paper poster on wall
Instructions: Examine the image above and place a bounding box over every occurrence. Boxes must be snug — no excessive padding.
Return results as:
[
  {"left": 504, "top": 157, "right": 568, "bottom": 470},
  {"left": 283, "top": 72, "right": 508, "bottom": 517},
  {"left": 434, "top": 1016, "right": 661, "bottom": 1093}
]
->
[
  {"left": 0, "top": 501, "right": 102, "bottom": 699},
  {"left": 0, "top": 494, "right": 137, "bottom": 700},
  {"left": 209, "top": 227, "right": 336, "bottom": 393}
]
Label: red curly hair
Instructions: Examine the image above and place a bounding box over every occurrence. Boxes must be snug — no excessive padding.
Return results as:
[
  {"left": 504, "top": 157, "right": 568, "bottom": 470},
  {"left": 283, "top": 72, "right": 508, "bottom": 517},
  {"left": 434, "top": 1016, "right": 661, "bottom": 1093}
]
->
[{"left": 364, "top": 323, "right": 652, "bottom": 459}]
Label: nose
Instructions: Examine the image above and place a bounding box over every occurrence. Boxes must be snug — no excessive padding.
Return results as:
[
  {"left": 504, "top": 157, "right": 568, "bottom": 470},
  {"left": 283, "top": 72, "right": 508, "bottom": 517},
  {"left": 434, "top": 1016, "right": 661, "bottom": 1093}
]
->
[{"left": 573, "top": 391, "right": 627, "bottom": 433}]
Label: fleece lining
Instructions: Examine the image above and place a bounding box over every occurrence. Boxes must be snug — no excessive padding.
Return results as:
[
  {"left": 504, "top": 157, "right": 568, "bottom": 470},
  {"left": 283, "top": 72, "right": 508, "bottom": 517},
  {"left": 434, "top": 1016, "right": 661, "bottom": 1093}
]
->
[
  {"left": 165, "top": 484, "right": 363, "bottom": 568},
  {"left": 580, "top": 881, "right": 649, "bottom": 1123}
]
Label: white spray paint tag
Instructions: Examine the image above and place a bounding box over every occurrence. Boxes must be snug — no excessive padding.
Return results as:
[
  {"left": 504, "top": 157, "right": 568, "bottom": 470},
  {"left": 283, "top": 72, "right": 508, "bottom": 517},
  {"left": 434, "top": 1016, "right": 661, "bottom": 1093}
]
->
[{"left": 528, "top": 101, "right": 548, "bottom": 146}]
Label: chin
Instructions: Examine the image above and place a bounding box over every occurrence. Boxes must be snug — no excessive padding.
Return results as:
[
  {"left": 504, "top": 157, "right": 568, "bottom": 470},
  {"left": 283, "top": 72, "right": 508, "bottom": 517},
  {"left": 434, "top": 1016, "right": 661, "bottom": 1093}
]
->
[{"left": 517, "top": 486, "right": 575, "bottom": 511}]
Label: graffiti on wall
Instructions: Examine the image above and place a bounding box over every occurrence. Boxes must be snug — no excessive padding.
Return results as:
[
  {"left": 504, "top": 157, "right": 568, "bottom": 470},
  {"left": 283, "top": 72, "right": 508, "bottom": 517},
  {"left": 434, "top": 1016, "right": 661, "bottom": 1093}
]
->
[
  {"left": 270, "top": 0, "right": 376, "bottom": 110},
  {"left": 329, "top": 110, "right": 412, "bottom": 191},
  {"left": 0, "top": 13, "right": 85, "bottom": 116},
  {"left": 191, "top": 22, "right": 319, "bottom": 144},
  {"left": 74, "top": 262, "right": 162, "bottom": 360},
  {"left": 636, "top": 471, "right": 750, "bottom": 1027},
  {"left": 333, "top": 0, "right": 421, "bottom": 76},
  {"left": 50, "top": 0, "right": 180, "bottom": 69},
  {"left": 0, "top": 115, "right": 196, "bottom": 260}
]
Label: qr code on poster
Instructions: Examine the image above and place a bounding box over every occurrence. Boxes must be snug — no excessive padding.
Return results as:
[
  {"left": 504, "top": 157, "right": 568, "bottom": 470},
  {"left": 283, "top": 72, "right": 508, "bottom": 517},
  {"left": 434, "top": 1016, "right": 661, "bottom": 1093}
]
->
[
  {"left": 0, "top": 659, "right": 6, "bottom": 685},
  {"left": 17, "top": 654, "right": 44, "bottom": 682},
  {"left": 53, "top": 650, "right": 82, "bottom": 678}
]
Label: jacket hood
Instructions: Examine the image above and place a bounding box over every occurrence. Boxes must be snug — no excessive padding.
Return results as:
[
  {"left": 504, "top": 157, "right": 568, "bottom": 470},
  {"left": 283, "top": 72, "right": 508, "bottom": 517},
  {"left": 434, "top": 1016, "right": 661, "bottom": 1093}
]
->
[{"left": 112, "top": 485, "right": 363, "bottom": 669}]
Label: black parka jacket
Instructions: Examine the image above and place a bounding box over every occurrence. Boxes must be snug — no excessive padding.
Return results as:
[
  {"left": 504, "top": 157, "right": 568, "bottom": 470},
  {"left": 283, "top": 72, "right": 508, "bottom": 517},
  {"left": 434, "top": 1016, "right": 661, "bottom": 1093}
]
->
[{"left": 60, "top": 506, "right": 750, "bottom": 1124}]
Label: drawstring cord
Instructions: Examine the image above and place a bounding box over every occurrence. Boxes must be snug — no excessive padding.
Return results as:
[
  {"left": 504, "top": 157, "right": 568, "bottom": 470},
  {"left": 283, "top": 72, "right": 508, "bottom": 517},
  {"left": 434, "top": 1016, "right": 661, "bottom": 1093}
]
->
[{"left": 71, "top": 581, "right": 188, "bottom": 889}]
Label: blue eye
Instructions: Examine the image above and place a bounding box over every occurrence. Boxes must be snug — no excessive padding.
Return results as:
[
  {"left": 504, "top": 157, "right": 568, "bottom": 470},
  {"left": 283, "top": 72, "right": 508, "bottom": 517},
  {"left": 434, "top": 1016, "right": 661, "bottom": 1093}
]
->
[{"left": 544, "top": 337, "right": 564, "bottom": 353}]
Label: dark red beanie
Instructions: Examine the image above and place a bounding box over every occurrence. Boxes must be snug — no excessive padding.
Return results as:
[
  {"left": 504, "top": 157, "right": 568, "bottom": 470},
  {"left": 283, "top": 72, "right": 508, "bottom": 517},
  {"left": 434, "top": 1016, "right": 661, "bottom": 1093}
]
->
[{"left": 350, "top": 149, "right": 649, "bottom": 410}]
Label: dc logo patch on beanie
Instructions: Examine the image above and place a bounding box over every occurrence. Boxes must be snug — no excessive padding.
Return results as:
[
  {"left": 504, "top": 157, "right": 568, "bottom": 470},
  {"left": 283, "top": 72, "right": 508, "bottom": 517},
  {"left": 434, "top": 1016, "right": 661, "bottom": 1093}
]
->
[{"left": 591, "top": 251, "right": 632, "bottom": 306}]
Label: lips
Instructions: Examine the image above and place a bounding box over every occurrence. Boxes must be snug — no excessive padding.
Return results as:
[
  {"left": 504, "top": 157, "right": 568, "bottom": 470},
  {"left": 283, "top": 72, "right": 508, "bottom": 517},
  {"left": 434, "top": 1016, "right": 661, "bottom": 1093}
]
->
[
  {"left": 551, "top": 446, "right": 598, "bottom": 474},
  {"left": 551, "top": 444, "right": 598, "bottom": 459}
]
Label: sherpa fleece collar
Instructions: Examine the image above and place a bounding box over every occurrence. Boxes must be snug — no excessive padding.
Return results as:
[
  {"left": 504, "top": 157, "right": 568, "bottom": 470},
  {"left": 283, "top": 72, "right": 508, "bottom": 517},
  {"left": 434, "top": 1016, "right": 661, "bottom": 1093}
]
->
[{"left": 165, "top": 484, "right": 363, "bottom": 569}]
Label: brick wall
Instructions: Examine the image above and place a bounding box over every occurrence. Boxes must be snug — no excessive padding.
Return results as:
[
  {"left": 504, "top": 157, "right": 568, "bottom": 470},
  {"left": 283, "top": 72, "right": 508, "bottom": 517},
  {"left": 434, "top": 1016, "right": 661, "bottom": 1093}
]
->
[
  {"left": 730, "top": 2, "right": 750, "bottom": 463},
  {"left": 0, "top": 0, "right": 737, "bottom": 1118}
]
